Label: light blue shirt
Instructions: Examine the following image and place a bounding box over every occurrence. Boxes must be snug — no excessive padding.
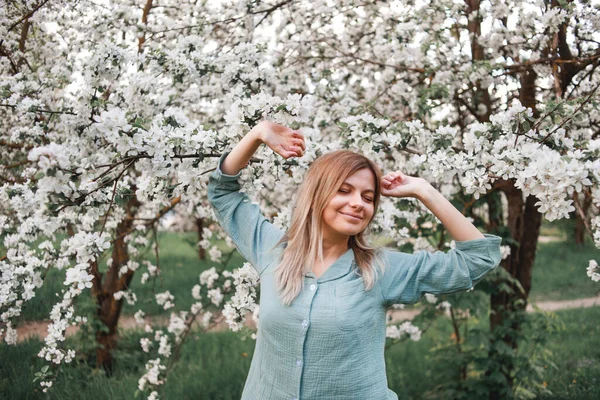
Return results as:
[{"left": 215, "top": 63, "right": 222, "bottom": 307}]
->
[{"left": 208, "top": 152, "right": 502, "bottom": 400}]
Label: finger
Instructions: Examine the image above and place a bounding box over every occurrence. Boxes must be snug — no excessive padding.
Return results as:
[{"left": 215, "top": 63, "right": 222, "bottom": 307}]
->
[
  {"left": 292, "top": 138, "right": 305, "bottom": 150},
  {"left": 292, "top": 131, "right": 304, "bottom": 140},
  {"left": 284, "top": 145, "right": 302, "bottom": 157}
]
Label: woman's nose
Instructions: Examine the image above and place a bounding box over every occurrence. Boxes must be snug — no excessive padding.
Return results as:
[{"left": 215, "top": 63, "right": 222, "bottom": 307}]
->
[{"left": 349, "top": 194, "right": 364, "bottom": 208}]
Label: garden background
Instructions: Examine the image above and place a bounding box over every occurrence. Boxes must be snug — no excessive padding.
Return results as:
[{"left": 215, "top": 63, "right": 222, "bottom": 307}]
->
[{"left": 1, "top": 0, "right": 600, "bottom": 399}]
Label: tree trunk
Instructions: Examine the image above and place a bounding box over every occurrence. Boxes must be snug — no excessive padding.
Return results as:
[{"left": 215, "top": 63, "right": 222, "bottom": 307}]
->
[
  {"left": 487, "top": 180, "right": 542, "bottom": 399},
  {"left": 93, "top": 192, "right": 141, "bottom": 372},
  {"left": 575, "top": 191, "right": 592, "bottom": 245}
]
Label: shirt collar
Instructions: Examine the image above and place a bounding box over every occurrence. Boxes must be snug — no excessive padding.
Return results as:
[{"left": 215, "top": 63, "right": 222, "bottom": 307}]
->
[{"left": 304, "top": 248, "right": 356, "bottom": 283}]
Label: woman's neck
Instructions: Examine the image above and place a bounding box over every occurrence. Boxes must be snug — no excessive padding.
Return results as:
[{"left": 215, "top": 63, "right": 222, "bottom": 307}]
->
[{"left": 320, "top": 236, "right": 349, "bottom": 260}]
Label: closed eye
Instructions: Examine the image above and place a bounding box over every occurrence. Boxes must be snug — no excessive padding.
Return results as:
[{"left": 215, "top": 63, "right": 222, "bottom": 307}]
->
[{"left": 339, "top": 189, "right": 373, "bottom": 202}]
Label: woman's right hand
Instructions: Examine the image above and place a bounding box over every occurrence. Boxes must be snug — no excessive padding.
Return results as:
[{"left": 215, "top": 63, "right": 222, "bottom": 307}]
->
[{"left": 252, "top": 121, "right": 306, "bottom": 159}]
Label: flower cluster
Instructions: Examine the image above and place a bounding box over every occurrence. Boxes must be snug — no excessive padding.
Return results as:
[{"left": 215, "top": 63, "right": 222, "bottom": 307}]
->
[
  {"left": 221, "top": 263, "right": 260, "bottom": 332},
  {"left": 587, "top": 260, "right": 600, "bottom": 283},
  {"left": 386, "top": 321, "right": 422, "bottom": 342}
]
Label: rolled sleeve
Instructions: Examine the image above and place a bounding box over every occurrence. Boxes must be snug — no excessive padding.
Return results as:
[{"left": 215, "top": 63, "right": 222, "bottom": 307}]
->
[
  {"left": 379, "top": 234, "right": 502, "bottom": 305},
  {"left": 207, "top": 152, "right": 285, "bottom": 275}
]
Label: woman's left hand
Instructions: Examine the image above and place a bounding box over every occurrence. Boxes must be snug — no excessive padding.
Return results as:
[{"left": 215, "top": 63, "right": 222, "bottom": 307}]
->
[{"left": 381, "top": 171, "right": 428, "bottom": 198}]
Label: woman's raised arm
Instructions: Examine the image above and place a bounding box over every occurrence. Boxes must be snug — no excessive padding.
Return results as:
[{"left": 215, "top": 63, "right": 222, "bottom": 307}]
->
[
  {"left": 207, "top": 121, "right": 305, "bottom": 275},
  {"left": 378, "top": 168, "right": 501, "bottom": 305}
]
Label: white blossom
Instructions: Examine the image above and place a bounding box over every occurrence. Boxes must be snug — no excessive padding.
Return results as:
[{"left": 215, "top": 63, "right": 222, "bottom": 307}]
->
[
  {"left": 587, "top": 260, "right": 600, "bottom": 282},
  {"left": 386, "top": 321, "right": 422, "bottom": 341},
  {"left": 155, "top": 291, "right": 175, "bottom": 310}
]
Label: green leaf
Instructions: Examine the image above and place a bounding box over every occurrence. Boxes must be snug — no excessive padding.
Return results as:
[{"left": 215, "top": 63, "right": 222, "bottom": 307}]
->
[{"left": 132, "top": 117, "right": 149, "bottom": 130}]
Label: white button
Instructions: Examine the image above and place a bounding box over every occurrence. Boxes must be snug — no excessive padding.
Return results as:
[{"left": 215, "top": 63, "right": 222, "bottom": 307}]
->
[
  {"left": 302, "top": 320, "right": 308, "bottom": 328},
  {"left": 296, "top": 359, "right": 303, "bottom": 367},
  {"left": 309, "top": 284, "right": 316, "bottom": 291}
]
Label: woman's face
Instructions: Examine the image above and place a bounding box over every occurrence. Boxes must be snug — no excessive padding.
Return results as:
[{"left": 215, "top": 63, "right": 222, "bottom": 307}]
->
[{"left": 321, "top": 168, "right": 376, "bottom": 241}]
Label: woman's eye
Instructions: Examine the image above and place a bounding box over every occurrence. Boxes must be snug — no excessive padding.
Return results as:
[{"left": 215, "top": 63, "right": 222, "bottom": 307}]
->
[
  {"left": 364, "top": 197, "right": 373, "bottom": 202},
  {"left": 339, "top": 189, "right": 349, "bottom": 193}
]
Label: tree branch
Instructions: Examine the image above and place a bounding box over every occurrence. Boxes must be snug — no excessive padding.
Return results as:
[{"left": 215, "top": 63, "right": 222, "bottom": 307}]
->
[
  {"left": 7, "top": 0, "right": 51, "bottom": 33},
  {"left": 112, "top": 195, "right": 182, "bottom": 243},
  {"left": 538, "top": 80, "right": 600, "bottom": 146},
  {"left": 138, "top": 0, "right": 154, "bottom": 53},
  {"left": 99, "top": 160, "right": 136, "bottom": 237}
]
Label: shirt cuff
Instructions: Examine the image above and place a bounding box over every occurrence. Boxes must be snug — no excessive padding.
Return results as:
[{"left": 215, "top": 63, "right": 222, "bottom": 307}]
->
[
  {"left": 209, "top": 151, "right": 247, "bottom": 190},
  {"left": 454, "top": 233, "right": 502, "bottom": 251},
  {"left": 455, "top": 233, "right": 503, "bottom": 266}
]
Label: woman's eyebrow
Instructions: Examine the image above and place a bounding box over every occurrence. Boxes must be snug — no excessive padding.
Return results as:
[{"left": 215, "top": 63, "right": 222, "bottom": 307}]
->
[{"left": 341, "top": 182, "right": 375, "bottom": 194}]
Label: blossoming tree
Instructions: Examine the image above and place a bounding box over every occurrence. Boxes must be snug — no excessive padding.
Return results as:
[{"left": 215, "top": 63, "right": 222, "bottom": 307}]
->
[{"left": 1, "top": 0, "right": 599, "bottom": 398}]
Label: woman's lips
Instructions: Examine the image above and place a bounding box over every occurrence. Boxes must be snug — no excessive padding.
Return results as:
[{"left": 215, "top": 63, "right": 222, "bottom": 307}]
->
[{"left": 340, "top": 212, "right": 362, "bottom": 221}]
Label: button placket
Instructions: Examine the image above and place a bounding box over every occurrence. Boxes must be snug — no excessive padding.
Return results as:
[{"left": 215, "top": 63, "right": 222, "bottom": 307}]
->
[{"left": 295, "top": 277, "right": 316, "bottom": 399}]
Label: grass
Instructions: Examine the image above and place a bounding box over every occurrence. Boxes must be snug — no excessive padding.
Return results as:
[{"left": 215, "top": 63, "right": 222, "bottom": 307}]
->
[
  {"left": 0, "top": 330, "right": 255, "bottom": 400},
  {"left": 2, "top": 307, "right": 599, "bottom": 399},
  {"left": 530, "top": 239, "right": 600, "bottom": 302},
  {"left": 529, "top": 219, "right": 600, "bottom": 302},
  {"left": 537, "top": 307, "right": 600, "bottom": 399}
]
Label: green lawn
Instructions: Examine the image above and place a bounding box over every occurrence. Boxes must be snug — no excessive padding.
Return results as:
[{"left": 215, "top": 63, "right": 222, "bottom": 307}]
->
[
  {"left": 529, "top": 239, "right": 600, "bottom": 302},
  {"left": 2, "top": 307, "right": 599, "bottom": 399},
  {"left": 0, "top": 329, "right": 254, "bottom": 400},
  {"left": 529, "top": 218, "right": 600, "bottom": 302},
  {"left": 537, "top": 306, "right": 600, "bottom": 399}
]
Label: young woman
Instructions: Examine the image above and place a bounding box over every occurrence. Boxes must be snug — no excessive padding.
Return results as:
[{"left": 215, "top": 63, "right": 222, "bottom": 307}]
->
[{"left": 207, "top": 121, "right": 502, "bottom": 400}]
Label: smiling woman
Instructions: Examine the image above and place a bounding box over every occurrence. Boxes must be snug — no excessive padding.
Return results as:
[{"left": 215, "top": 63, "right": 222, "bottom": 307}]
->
[
  {"left": 273, "top": 148, "right": 385, "bottom": 304},
  {"left": 207, "top": 120, "right": 502, "bottom": 400}
]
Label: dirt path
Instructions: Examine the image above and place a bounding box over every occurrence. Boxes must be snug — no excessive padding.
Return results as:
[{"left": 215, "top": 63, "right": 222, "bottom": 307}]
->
[
  {"left": 11, "top": 294, "right": 600, "bottom": 343},
  {"left": 538, "top": 235, "right": 564, "bottom": 243},
  {"left": 389, "top": 294, "right": 600, "bottom": 320}
]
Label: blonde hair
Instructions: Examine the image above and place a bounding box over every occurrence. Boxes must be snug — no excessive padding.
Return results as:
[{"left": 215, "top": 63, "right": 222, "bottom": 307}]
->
[{"left": 272, "top": 150, "right": 386, "bottom": 306}]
